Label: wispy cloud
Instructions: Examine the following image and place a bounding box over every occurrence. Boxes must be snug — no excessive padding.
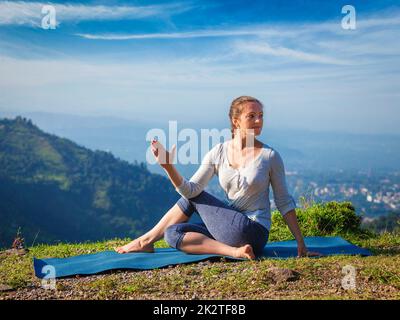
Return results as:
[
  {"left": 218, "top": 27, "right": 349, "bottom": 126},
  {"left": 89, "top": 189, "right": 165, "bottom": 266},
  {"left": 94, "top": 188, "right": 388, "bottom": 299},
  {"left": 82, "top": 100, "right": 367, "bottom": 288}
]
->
[
  {"left": 233, "top": 41, "right": 351, "bottom": 65},
  {"left": 75, "top": 27, "right": 284, "bottom": 40},
  {"left": 73, "top": 11, "right": 400, "bottom": 65},
  {"left": 74, "top": 9, "right": 400, "bottom": 39},
  {"left": 73, "top": 25, "right": 351, "bottom": 66},
  {"left": 0, "top": 1, "right": 191, "bottom": 27}
]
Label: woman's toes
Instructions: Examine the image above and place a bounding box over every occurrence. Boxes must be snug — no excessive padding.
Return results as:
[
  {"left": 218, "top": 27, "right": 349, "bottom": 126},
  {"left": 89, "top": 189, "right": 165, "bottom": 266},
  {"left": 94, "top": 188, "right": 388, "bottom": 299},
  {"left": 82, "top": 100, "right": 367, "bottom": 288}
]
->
[
  {"left": 115, "top": 247, "right": 125, "bottom": 254},
  {"left": 114, "top": 240, "right": 154, "bottom": 254}
]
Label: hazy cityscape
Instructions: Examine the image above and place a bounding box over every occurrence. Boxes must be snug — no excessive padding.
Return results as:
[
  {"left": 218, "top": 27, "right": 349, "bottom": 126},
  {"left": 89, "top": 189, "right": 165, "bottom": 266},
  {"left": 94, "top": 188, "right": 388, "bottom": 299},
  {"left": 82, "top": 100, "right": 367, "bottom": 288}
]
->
[
  {"left": 287, "top": 170, "right": 400, "bottom": 218},
  {"left": 206, "top": 169, "right": 400, "bottom": 220}
]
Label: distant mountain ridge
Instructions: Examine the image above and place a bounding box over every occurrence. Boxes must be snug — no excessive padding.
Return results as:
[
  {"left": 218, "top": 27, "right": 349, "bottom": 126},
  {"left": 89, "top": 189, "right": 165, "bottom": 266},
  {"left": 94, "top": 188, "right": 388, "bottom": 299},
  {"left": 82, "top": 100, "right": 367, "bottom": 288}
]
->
[
  {"left": 2, "top": 111, "right": 400, "bottom": 173},
  {"left": 0, "top": 116, "right": 179, "bottom": 248}
]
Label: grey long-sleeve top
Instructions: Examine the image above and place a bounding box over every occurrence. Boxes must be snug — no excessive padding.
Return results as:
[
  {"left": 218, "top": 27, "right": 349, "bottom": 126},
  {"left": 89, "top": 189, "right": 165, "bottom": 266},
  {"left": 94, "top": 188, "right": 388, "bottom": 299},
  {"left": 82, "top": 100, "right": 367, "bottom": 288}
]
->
[{"left": 175, "top": 141, "right": 297, "bottom": 231}]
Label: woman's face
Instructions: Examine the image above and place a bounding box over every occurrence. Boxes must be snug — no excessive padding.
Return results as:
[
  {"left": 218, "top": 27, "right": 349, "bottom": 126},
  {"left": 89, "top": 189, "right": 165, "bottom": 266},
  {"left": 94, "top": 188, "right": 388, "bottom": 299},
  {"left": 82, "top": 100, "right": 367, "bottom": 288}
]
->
[{"left": 233, "top": 102, "right": 263, "bottom": 137}]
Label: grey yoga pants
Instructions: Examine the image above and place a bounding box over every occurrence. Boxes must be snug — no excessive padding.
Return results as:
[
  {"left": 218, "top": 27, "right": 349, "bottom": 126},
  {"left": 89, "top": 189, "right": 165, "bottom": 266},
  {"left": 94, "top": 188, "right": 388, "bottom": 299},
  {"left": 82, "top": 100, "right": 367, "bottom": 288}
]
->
[{"left": 164, "top": 190, "right": 269, "bottom": 256}]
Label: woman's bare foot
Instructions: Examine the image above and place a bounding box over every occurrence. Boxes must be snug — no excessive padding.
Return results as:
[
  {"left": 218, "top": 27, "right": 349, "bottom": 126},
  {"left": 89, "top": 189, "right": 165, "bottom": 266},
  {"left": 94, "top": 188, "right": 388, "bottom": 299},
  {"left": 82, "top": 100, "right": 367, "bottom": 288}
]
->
[
  {"left": 233, "top": 244, "right": 256, "bottom": 260},
  {"left": 114, "top": 238, "right": 154, "bottom": 254}
]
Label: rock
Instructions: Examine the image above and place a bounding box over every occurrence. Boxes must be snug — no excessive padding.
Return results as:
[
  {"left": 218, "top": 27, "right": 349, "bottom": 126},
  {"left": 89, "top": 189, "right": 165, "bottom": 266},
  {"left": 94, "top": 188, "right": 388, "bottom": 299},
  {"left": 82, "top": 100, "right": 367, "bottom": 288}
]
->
[
  {"left": 4, "top": 248, "right": 29, "bottom": 256},
  {"left": 267, "top": 267, "right": 300, "bottom": 282},
  {"left": 191, "top": 293, "right": 199, "bottom": 300},
  {"left": 0, "top": 284, "right": 14, "bottom": 292}
]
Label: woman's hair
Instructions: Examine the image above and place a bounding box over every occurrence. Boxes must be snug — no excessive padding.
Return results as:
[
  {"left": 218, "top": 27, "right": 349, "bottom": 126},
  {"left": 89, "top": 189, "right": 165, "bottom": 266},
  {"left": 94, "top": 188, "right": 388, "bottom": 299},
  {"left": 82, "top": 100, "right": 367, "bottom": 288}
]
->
[{"left": 229, "top": 96, "right": 263, "bottom": 138}]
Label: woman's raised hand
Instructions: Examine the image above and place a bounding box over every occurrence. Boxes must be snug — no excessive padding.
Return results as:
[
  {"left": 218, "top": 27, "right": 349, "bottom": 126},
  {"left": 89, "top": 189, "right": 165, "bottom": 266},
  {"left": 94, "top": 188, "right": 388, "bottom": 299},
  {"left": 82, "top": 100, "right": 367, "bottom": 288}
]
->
[{"left": 151, "top": 138, "right": 176, "bottom": 168}]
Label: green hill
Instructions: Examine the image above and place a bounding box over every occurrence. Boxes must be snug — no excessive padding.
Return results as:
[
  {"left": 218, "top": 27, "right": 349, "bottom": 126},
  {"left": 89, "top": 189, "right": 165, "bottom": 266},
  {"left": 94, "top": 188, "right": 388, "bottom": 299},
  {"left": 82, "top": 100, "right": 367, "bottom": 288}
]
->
[{"left": 0, "top": 116, "right": 179, "bottom": 248}]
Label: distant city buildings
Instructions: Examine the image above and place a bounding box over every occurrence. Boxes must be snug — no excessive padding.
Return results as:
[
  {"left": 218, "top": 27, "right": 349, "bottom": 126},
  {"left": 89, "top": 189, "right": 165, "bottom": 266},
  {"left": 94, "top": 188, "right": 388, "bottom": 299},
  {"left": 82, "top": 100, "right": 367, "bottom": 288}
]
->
[
  {"left": 206, "top": 169, "right": 400, "bottom": 218},
  {"left": 286, "top": 170, "right": 400, "bottom": 217}
]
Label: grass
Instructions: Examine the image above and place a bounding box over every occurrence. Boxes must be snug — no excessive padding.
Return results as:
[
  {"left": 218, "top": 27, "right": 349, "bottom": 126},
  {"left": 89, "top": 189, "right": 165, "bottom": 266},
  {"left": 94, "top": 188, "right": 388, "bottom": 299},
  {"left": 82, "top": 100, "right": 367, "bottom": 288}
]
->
[
  {"left": 1, "top": 201, "right": 400, "bottom": 300},
  {"left": 1, "top": 234, "right": 399, "bottom": 300}
]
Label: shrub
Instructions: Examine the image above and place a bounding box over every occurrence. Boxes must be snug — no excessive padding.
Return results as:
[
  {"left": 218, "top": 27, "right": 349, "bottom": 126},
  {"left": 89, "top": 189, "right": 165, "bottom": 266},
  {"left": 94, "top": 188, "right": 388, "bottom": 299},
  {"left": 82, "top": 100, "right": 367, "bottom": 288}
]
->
[{"left": 269, "top": 201, "right": 373, "bottom": 242}]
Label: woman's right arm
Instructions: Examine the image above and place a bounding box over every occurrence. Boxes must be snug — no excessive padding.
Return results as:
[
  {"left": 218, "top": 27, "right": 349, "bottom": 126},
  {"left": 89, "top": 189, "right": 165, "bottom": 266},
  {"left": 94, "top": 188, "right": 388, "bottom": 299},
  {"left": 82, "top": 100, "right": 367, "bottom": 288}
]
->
[
  {"left": 162, "top": 163, "right": 184, "bottom": 189},
  {"left": 151, "top": 139, "right": 217, "bottom": 199},
  {"left": 173, "top": 152, "right": 216, "bottom": 198}
]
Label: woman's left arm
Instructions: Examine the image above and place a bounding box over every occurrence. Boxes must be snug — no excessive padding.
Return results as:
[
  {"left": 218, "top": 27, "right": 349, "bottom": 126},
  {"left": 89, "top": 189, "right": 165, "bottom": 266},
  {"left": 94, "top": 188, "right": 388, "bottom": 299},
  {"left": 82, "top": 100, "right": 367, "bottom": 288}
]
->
[
  {"left": 269, "top": 149, "right": 321, "bottom": 257},
  {"left": 282, "top": 209, "right": 321, "bottom": 257}
]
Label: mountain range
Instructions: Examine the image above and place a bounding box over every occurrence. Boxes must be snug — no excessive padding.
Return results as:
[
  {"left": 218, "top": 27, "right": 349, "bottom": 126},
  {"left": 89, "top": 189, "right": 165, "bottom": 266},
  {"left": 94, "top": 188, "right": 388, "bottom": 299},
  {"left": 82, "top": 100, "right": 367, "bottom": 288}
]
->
[{"left": 0, "top": 116, "right": 180, "bottom": 248}]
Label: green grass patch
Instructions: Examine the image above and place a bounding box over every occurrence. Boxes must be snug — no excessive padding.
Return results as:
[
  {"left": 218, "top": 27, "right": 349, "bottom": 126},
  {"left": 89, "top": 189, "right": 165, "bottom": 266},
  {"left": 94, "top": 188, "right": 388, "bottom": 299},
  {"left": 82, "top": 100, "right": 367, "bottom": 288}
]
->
[{"left": 1, "top": 201, "right": 400, "bottom": 299}]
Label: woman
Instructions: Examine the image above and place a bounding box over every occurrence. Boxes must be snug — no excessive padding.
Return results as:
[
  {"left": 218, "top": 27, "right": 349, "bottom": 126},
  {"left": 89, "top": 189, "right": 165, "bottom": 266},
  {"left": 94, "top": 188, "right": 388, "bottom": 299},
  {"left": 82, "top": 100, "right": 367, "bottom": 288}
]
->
[{"left": 115, "top": 96, "right": 320, "bottom": 259}]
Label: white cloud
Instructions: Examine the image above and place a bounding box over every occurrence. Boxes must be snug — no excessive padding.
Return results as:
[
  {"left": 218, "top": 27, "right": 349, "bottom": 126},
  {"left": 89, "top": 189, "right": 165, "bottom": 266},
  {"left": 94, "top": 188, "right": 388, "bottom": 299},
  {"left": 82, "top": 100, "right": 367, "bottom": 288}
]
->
[
  {"left": 73, "top": 11, "right": 400, "bottom": 65},
  {"left": 74, "top": 9, "right": 400, "bottom": 40},
  {"left": 76, "top": 27, "right": 285, "bottom": 40},
  {"left": 232, "top": 41, "right": 351, "bottom": 65},
  {"left": 0, "top": 1, "right": 191, "bottom": 27}
]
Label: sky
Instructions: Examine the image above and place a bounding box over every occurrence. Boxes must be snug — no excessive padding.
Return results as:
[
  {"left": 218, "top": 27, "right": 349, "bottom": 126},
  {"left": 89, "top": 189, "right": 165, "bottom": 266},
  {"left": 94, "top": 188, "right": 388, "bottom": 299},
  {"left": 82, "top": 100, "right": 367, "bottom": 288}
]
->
[{"left": 0, "top": 0, "right": 399, "bottom": 134}]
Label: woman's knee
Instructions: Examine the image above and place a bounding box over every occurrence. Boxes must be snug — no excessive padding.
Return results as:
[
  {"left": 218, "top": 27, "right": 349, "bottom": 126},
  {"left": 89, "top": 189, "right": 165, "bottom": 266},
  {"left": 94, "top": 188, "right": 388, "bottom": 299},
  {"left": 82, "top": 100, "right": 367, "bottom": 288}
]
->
[
  {"left": 189, "top": 191, "right": 230, "bottom": 212},
  {"left": 164, "top": 224, "right": 184, "bottom": 249},
  {"left": 177, "top": 191, "right": 209, "bottom": 207},
  {"left": 189, "top": 190, "right": 215, "bottom": 203},
  {"left": 176, "top": 197, "right": 195, "bottom": 217}
]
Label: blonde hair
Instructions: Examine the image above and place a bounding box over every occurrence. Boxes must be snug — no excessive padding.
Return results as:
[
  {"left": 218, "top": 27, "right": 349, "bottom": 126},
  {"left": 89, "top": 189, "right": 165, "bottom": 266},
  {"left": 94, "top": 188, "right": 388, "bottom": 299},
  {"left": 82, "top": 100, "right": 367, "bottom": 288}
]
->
[{"left": 229, "top": 96, "right": 263, "bottom": 138}]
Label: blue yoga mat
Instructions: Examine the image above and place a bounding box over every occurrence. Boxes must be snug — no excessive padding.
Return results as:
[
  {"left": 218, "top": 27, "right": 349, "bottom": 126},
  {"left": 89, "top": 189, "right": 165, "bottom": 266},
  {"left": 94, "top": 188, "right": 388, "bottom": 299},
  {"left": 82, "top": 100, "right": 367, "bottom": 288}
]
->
[{"left": 33, "top": 236, "right": 372, "bottom": 279}]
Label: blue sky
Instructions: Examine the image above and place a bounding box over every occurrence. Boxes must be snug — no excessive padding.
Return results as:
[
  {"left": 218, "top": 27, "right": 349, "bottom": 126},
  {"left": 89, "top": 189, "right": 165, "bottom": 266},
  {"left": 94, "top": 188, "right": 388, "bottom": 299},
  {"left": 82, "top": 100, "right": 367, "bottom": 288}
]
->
[{"left": 0, "top": 0, "right": 399, "bottom": 134}]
